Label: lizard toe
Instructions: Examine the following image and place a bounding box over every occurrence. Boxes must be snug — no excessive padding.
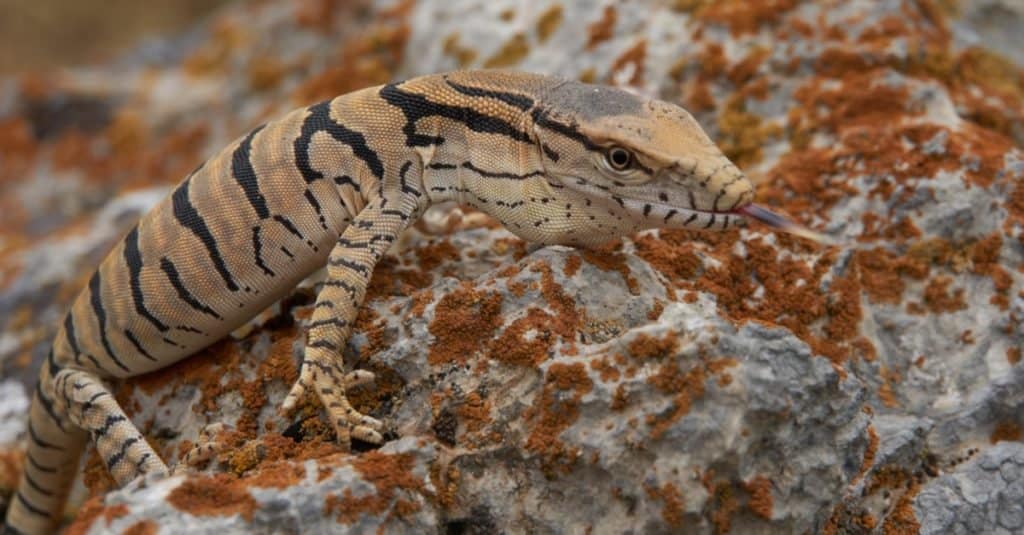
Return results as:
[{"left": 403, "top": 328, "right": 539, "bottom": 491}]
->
[{"left": 351, "top": 425, "right": 384, "bottom": 444}]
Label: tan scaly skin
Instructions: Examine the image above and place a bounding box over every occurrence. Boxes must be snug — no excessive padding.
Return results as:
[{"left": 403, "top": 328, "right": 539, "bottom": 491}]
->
[{"left": 4, "top": 71, "right": 824, "bottom": 534}]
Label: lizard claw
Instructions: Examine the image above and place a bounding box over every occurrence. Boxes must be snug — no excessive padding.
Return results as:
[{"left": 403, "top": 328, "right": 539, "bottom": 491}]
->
[
  {"left": 174, "top": 423, "right": 226, "bottom": 475},
  {"left": 280, "top": 366, "right": 312, "bottom": 414},
  {"left": 280, "top": 359, "right": 384, "bottom": 449}
]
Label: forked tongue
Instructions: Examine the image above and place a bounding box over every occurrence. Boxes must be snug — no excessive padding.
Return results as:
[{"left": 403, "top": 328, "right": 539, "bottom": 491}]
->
[{"left": 736, "top": 204, "right": 836, "bottom": 245}]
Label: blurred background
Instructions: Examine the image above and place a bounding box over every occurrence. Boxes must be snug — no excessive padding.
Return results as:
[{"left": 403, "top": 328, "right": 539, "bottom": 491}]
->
[{"left": 0, "top": 0, "right": 234, "bottom": 74}]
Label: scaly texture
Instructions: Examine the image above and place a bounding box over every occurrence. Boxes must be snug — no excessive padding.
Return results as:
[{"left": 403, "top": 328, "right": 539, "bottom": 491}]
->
[{"left": 4, "top": 70, "right": 753, "bottom": 534}]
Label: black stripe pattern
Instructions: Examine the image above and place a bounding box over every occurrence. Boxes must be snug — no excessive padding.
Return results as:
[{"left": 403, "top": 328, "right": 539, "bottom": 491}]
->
[
  {"left": 172, "top": 178, "right": 239, "bottom": 292},
  {"left": 295, "top": 100, "right": 385, "bottom": 183}
]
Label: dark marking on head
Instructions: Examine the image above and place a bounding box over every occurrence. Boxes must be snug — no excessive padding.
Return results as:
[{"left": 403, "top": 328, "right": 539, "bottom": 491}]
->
[{"left": 543, "top": 80, "right": 644, "bottom": 121}]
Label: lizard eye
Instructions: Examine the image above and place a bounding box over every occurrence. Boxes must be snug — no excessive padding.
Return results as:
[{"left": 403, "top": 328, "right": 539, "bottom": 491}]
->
[{"left": 604, "top": 146, "right": 633, "bottom": 172}]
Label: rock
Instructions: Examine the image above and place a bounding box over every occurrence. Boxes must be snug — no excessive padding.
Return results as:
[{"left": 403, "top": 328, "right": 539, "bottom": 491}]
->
[{"left": 916, "top": 441, "right": 1024, "bottom": 535}]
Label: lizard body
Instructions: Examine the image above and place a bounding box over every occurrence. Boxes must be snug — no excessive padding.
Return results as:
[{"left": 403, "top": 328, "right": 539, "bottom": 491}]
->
[{"left": 4, "top": 71, "right": 754, "bottom": 534}]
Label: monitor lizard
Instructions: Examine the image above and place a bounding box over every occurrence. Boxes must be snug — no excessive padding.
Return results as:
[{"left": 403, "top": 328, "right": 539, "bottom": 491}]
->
[{"left": 5, "top": 70, "right": 820, "bottom": 534}]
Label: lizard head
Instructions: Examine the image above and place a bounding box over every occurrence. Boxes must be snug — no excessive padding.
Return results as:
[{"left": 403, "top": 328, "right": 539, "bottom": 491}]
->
[{"left": 524, "top": 80, "right": 755, "bottom": 246}]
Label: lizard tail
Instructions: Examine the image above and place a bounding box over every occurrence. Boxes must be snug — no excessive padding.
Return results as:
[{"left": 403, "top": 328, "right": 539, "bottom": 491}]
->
[{"left": 4, "top": 354, "right": 87, "bottom": 535}]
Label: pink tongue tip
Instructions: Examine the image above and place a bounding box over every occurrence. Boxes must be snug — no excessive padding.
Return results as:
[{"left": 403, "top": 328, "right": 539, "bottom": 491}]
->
[{"left": 735, "top": 203, "right": 837, "bottom": 246}]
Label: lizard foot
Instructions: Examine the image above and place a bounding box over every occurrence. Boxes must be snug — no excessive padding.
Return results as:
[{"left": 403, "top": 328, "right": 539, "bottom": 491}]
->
[
  {"left": 173, "top": 423, "right": 226, "bottom": 475},
  {"left": 281, "top": 363, "right": 383, "bottom": 449}
]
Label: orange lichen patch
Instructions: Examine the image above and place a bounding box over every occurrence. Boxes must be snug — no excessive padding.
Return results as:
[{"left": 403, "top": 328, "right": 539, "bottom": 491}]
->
[
  {"left": 878, "top": 366, "right": 901, "bottom": 408},
  {"left": 586, "top": 5, "right": 617, "bottom": 50},
  {"left": 717, "top": 94, "right": 781, "bottom": 168},
  {"left": 416, "top": 238, "right": 460, "bottom": 272},
  {"left": 81, "top": 448, "right": 120, "bottom": 497},
  {"left": 610, "top": 39, "right": 646, "bottom": 87},
  {"left": 524, "top": 362, "right": 593, "bottom": 475},
  {"left": 563, "top": 254, "right": 582, "bottom": 277},
  {"left": 0, "top": 449, "right": 23, "bottom": 495},
  {"left": 291, "top": 23, "right": 409, "bottom": 104},
  {"left": 247, "top": 56, "right": 288, "bottom": 92},
  {"left": 408, "top": 289, "right": 434, "bottom": 318},
  {"left": 535, "top": 4, "right": 563, "bottom": 43},
  {"left": 1009, "top": 348, "right": 1022, "bottom": 365},
  {"left": 182, "top": 17, "right": 248, "bottom": 76},
  {"left": 881, "top": 483, "right": 921, "bottom": 535},
  {"left": 0, "top": 116, "right": 37, "bottom": 183},
  {"left": 634, "top": 231, "right": 702, "bottom": 282},
  {"left": 852, "top": 425, "right": 880, "bottom": 486},
  {"left": 628, "top": 332, "right": 679, "bottom": 360},
  {"left": 727, "top": 46, "right": 770, "bottom": 88},
  {"left": 483, "top": 33, "right": 530, "bottom": 68},
  {"left": 63, "top": 496, "right": 108, "bottom": 535},
  {"left": 970, "top": 234, "right": 1012, "bottom": 309},
  {"left": 427, "top": 282, "right": 503, "bottom": 365},
  {"left": 646, "top": 482, "right": 685, "bottom": 527},
  {"left": 122, "top": 521, "right": 158, "bottom": 535},
  {"left": 442, "top": 33, "right": 477, "bottom": 68},
  {"left": 456, "top": 391, "right": 491, "bottom": 433},
  {"left": 364, "top": 256, "right": 433, "bottom": 302},
  {"left": 324, "top": 451, "right": 426, "bottom": 525},
  {"left": 590, "top": 356, "right": 621, "bottom": 382},
  {"left": 610, "top": 383, "right": 629, "bottom": 410},
  {"left": 707, "top": 477, "right": 740, "bottom": 535},
  {"left": 744, "top": 476, "right": 773, "bottom": 520},
  {"left": 991, "top": 421, "right": 1022, "bottom": 444},
  {"left": 488, "top": 308, "right": 558, "bottom": 367},
  {"left": 854, "top": 248, "right": 928, "bottom": 305},
  {"left": 581, "top": 245, "right": 640, "bottom": 294},
  {"left": 646, "top": 361, "right": 707, "bottom": 439},
  {"left": 697, "top": 0, "right": 800, "bottom": 36},
  {"left": 920, "top": 275, "right": 967, "bottom": 313},
  {"left": 167, "top": 473, "right": 258, "bottom": 521}
]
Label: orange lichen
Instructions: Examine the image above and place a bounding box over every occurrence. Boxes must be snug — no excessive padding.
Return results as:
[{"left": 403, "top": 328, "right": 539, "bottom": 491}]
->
[
  {"left": 292, "top": 23, "right": 408, "bottom": 104},
  {"left": 457, "top": 390, "right": 492, "bottom": 433},
  {"left": 698, "top": 0, "right": 800, "bottom": 36},
  {"left": 852, "top": 425, "right": 880, "bottom": 486},
  {"left": 991, "top": 421, "right": 1022, "bottom": 443},
  {"left": 483, "top": 33, "right": 530, "bottom": 68},
  {"left": 1009, "top": 348, "right": 1022, "bottom": 365},
  {"left": 63, "top": 496, "right": 107, "bottom": 535},
  {"left": 628, "top": 332, "right": 679, "bottom": 360},
  {"left": 581, "top": 245, "right": 640, "bottom": 294},
  {"left": 166, "top": 473, "right": 257, "bottom": 521},
  {"left": 646, "top": 482, "right": 686, "bottom": 527},
  {"left": 442, "top": 33, "right": 477, "bottom": 68},
  {"left": 586, "top": 5, "right": 617, "bottom": 50},
  {"left": 427, "top": 282, "right": 503, "bottom": 365},
  {"left": 122, "top": 521, "right": 158, "bottom": 535},
  {"left": 535, "top": 4, "right": 563, "bottom": 43},
  {"left": 324, "top": 451, "right": 425, "bottom": 525},
  {"left": 488, "top": 308, "right": 558, "bottom": 367},
  {"left": 524, "top": 362, "right": 593, "bottom": 475},
  {"left": 563, "top": 254, "right": 582, "bottom": 277},
  {"left": 921, "top": 276, "right": 967, "bottom": 313},
  {"left": 610, "top": 39, "right": 646, "bottom": 87},
  {"left": 881, "top": 483, "right": 922, "bottom": 535},
  {"left": 744, "top": 476, "right": 773, "bottom": 520}
]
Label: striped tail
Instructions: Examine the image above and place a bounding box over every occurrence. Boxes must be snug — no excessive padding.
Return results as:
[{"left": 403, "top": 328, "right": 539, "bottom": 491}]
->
[{"left": 4, "top": 356, "right": 87, "bottom": 535}]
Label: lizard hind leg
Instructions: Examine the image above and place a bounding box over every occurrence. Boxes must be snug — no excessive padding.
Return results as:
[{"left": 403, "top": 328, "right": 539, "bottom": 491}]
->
[{"left": 53, "top": 369, "right": 168, "bottom": 486}]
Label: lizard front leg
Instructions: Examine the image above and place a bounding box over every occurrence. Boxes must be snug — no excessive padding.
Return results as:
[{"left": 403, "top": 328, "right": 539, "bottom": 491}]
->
[
  {"left": 281, "top": 189, "right": 423, "bottom": 449},
  {"left": 53, "top": 369, "right": 169, "bottom": 485}
]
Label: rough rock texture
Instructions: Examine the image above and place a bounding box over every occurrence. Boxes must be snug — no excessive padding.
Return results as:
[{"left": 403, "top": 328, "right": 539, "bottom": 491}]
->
[{"left": 1, "top": 0, "right": 1022, "bottom": 533}]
